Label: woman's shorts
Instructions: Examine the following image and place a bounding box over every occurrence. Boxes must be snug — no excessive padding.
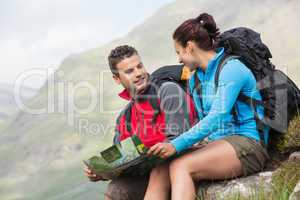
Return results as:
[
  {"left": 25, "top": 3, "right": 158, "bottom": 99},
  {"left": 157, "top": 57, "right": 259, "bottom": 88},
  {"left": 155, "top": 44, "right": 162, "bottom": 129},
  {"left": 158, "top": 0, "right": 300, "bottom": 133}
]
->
[{"left": 223, "top": 135, "right": 270, "bottom": 176}]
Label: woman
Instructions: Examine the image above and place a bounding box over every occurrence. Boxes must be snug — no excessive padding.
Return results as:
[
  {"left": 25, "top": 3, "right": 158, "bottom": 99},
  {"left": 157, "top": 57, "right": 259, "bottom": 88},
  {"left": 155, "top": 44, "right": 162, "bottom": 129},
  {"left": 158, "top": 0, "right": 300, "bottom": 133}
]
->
[{"left": 144, "top": 13, "right": 269, "bottom": 200}]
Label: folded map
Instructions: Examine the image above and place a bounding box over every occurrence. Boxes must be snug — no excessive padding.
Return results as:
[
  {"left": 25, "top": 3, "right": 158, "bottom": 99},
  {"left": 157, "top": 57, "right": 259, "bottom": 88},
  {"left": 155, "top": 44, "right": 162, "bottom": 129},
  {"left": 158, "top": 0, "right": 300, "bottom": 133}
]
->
[{"left": 84, "top": 135, "right": 157, "bottom": 180}]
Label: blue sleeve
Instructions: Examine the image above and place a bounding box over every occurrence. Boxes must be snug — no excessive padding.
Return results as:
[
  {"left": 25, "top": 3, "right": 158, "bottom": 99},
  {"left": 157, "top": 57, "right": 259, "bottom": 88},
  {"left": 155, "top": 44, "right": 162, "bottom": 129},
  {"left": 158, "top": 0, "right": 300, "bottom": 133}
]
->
[{"left": 170, "top": 60, "right": 250, "bottom": 153}]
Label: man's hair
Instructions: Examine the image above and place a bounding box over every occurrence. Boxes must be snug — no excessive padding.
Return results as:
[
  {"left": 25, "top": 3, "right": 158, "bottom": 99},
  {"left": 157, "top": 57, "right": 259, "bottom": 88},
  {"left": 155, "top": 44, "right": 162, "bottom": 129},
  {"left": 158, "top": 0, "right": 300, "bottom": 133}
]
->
[{"left": 108, "top": 45, "right": 138, "bottom": 75}]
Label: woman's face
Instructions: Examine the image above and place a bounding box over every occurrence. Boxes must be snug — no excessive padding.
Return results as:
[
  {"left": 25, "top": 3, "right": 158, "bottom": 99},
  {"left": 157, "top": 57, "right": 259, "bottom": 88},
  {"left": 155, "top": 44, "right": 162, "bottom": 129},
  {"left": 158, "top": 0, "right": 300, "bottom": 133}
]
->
[{"left": 174, "top": 40, "right": 198, "bottom": 71}]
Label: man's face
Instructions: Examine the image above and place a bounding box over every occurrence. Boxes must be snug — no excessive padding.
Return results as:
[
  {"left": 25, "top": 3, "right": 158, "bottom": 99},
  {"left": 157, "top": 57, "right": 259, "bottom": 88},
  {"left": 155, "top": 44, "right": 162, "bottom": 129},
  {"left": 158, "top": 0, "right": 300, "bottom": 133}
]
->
[{"left": 113, "top": 54, "right": 149, "bottom": 95}]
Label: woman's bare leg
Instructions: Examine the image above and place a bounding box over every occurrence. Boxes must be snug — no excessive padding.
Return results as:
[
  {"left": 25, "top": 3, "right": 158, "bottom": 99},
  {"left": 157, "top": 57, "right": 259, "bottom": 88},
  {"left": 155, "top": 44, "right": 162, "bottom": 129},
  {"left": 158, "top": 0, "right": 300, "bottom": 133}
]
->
[
  {"left": 144, "top": 163, "right": 170, "bottom": 200},
  {"left": 169, "top": 139, "right": 242, "bottom": 200}
]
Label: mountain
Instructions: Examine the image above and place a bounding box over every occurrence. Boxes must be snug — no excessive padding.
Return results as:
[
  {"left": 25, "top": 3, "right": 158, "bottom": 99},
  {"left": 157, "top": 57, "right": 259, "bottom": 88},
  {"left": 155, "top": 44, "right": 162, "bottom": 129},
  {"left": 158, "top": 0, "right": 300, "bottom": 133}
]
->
[
  {"left": 0, "top": 0, "right": 299, "bottom": 199},
  {"left": 0, "top": 83, "right": 37, "bottom": 129},
  {"left": 0, "top": 83, "right": 37, "bottom": 114}
]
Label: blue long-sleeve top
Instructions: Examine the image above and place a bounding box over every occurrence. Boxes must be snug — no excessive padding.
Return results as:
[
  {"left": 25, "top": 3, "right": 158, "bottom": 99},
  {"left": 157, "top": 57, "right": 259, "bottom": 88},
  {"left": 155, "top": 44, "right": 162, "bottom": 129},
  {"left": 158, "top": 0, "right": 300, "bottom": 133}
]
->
[{"left": 170, "top": 48, "right": 269, "bottom": 153}]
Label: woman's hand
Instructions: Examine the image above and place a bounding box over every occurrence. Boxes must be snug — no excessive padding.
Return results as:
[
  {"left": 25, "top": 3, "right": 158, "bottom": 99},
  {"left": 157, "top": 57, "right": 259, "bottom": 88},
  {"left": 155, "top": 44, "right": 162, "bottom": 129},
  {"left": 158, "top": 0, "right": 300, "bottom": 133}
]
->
[{"left": 147, "top": 142, "right": 177, "bottom": 159}]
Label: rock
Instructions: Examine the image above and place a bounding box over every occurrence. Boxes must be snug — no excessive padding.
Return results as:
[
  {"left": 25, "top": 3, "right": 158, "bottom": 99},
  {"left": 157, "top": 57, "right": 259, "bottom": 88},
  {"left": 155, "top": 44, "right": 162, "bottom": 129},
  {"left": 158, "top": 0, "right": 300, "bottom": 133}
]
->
[
  {"left": 197, "top": 171, "right": 273, "bottom": 200},
  {"left": 289, "top": 152, "right": 300, "bottom": 162},
  {"left": 289, "top": 181, "right": 300, "bottom": 200}
]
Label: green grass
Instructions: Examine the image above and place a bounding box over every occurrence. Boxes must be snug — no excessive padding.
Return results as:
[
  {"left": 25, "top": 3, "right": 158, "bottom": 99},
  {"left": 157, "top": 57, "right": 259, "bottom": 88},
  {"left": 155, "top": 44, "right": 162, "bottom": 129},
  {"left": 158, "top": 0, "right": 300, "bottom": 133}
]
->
[
  {"left": 270, "top": 161, "right": 300, "bottom": 200},
  {"left": 277, "top": 115, "right": 300, "bottom": 153}
]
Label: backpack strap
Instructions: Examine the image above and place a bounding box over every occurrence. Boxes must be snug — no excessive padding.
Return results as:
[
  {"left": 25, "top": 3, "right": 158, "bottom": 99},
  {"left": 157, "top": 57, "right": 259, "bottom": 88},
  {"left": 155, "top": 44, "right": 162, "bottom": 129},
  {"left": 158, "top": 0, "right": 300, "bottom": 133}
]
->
[
  {"left": 148, "top": 94, "right": 161, "bottom": 124},
  {"left": 192, "top": 72, "right": 204, "bottom": 115},
  {"left": 215, "top": 55, "right": 240, "bottom": 123},
  {"left": 238, "top": 93, "right": 266, "bottom": 146},
  {"left": 214, "top": 55, "right": 240, "bottom": 91},
  {"left": 124, "top": 102, "right": 134, "bottom": 134},
  {"left": 114, "top": 102, "right": 133, "bottom": 144}
]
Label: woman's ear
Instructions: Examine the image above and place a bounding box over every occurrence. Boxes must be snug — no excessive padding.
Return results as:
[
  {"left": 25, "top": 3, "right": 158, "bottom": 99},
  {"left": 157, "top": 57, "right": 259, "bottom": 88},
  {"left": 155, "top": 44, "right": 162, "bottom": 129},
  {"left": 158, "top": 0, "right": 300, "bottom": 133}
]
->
[
  {"left": 113, "top": 74, "right": 121, "bottom": 85},
  {"left": 186, "top": 41, "right": 195, "bottom": 54}
]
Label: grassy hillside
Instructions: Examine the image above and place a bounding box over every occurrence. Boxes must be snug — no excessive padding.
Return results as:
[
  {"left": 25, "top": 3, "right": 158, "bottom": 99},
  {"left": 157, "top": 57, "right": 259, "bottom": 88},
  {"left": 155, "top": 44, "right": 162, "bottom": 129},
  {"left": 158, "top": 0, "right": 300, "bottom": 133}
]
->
[
  {"left": 0, "top": 0, "right": 299, "bottom": 199},
  {"left": 0, "top": 83, "right": 37, "bottom": 133}
]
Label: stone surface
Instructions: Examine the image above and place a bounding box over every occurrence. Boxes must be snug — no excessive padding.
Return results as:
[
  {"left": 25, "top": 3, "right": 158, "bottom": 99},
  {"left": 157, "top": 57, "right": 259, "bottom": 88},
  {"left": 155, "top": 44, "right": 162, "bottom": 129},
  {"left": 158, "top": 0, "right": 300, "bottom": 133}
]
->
[
  {"left": 289, "top": 152, "right": 300, "bottom": 162},
  {"left": 289, "top": 181, "right": 300, "bottom": 200},
  {"left": 197, "top": 171, "right": 273, "bottom": 200}
]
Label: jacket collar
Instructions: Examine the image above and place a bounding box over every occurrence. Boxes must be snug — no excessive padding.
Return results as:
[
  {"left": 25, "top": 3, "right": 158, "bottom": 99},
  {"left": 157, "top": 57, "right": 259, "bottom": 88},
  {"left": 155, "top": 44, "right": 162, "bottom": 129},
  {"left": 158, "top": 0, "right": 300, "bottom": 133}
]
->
[
  {"left": 199, "top": 47, "right": 224, "bottom": 74},
  {"left": 118, "top": 86, "right": 152, "bottom": 102},
  {"left": 118, "top": 89, "right": 131, "bottom": 101}
]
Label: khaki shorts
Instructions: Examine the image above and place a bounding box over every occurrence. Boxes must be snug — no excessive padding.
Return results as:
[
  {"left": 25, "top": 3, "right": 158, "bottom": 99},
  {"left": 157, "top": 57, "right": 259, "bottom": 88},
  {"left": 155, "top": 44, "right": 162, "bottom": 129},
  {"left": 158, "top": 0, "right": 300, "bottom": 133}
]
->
[
  {"left": 105, "top": 174, "right": 149, "bottom": 200},
  {"left": 223, "top": 135, "right": 270, "bottom": 176}
]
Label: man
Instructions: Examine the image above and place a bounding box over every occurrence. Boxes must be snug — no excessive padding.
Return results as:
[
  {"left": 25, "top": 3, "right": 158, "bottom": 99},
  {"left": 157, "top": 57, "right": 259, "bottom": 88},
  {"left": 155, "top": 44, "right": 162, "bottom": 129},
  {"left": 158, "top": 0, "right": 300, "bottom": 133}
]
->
[{"left": 84, "top": 45, "right": 197, "bottom": 200}]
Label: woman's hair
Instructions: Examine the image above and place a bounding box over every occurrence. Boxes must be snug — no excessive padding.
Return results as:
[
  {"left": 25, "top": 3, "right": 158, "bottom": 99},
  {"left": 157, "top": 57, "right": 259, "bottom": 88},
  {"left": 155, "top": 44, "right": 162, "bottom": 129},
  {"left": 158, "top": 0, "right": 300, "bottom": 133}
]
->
[{"left": 173, "top": 13, "right": 220, "bottom": 50}]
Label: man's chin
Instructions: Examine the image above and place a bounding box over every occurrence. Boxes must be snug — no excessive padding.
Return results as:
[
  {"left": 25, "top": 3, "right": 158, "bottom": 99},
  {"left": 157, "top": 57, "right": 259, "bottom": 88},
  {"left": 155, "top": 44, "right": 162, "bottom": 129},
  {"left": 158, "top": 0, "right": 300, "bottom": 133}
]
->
[
  {"left": 136, "top": 82, "right": 150, "bottom": 94},
  {"left": 135, "top": 86, "right": 146, "bottom": 94}
]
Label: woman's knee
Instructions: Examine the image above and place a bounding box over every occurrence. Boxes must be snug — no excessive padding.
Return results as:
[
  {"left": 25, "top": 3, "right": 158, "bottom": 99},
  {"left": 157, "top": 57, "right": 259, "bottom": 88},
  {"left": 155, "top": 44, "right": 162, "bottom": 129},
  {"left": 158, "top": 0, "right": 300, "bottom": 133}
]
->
[
  {"left": 169, "top": 159, "right": 205, "bottom": 181},
  {"left": 169, "top": 157, "right": 190, "bottom": 175}
]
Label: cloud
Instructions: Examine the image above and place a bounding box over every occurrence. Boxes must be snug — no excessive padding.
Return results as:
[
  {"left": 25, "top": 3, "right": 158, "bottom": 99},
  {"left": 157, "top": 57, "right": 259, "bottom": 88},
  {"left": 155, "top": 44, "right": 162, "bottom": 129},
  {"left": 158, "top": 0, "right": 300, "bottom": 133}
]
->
[{"left": 0, "top": 0, "right": 174, "bottom": 88}]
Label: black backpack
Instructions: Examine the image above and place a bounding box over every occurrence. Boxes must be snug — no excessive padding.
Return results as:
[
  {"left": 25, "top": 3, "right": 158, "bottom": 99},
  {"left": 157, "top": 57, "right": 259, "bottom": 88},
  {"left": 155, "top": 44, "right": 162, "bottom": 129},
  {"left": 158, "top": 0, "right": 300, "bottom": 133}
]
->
[
  {"left": 114, "top": 65, "right": 198, "bottom": 144},
  {"left": 123, "top": 65, "right": 191, "bottom": 133},
  {"left": 194, "top": 27, "right": 300, "bottom": 148}
]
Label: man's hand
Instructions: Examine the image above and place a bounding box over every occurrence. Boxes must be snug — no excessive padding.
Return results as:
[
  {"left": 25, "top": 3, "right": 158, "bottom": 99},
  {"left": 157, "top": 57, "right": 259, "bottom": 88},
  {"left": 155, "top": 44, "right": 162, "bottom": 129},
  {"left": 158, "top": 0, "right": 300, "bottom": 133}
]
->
[
  {"left": 147, "top": 142, "right": 177, "bottom": 159},
  {"left": 84, "top": 166, "right": 106, "bottom": 182}
]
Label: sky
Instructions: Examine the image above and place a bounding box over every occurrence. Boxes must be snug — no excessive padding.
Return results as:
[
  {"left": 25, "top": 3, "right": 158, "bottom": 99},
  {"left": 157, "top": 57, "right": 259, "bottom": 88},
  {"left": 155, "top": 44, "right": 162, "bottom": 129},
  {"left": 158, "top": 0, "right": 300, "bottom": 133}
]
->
[{"left": 0, "top": 0, "right": 174, "bottom": 89}]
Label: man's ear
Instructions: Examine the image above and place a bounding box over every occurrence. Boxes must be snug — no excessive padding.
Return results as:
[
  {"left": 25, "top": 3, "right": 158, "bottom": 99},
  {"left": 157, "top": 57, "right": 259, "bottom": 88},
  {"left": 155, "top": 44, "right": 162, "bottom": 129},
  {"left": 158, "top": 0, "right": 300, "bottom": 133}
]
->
[{"left": 113, "top": 74, "right": 121, "bottom": 85}]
